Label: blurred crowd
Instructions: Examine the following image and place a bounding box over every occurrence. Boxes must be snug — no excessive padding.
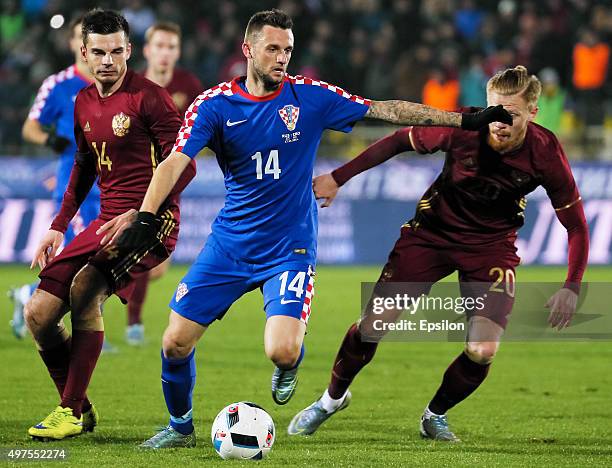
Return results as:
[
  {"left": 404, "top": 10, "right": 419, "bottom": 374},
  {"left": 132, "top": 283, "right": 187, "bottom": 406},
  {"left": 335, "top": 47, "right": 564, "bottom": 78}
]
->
[{"left": 1, "top": 0, "right": 610, "bottom": 157}]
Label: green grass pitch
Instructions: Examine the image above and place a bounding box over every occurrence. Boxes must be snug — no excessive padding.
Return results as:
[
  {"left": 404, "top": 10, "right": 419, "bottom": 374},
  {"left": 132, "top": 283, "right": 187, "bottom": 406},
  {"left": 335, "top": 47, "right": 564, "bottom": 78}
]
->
[{"left": 0, "top": 264, "right": 611, "bottom": 467}]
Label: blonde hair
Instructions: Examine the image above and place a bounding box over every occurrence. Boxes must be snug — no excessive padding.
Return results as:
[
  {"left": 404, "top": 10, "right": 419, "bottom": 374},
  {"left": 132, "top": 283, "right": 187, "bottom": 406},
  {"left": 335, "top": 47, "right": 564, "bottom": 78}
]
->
[
  {"left": 487, "top": 65, "right": 542, "bottom": 110},
  {"left": 144, "top": 21, "right": 181, "bottom": 43}
]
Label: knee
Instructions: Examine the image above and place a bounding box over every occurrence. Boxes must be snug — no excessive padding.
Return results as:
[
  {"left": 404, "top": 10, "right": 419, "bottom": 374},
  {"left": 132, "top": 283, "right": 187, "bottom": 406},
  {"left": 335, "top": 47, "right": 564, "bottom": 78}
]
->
[
  {"left": 70, "top": 265, "right": 109, "bottom": 316},
  {"left": 465, "top": 341, "right": 499, "bottom": 364},
  {"left": 265, "top": 339, "right": 301, "bottom": 369},
  {"left": 162, "top": 328, "right": 195, "bottom": 360},
  {"left": 24, "top": 299, "right": 45, "bottom": 333},
  {"left": 24, "top": 295, "right": 68, "bottom": 346}
]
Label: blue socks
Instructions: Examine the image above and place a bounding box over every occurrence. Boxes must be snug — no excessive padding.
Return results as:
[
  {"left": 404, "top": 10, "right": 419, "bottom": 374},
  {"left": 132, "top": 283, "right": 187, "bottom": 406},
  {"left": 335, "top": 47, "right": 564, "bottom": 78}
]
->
[
  {"left": 292, "top": 343, "right": 305, "bottom": 370},
  {"left": 161, "top": 349, "right": 196, "bottom": 435},
  {"left": 160, "top": 343, "right": 303, "bottom": 435}
]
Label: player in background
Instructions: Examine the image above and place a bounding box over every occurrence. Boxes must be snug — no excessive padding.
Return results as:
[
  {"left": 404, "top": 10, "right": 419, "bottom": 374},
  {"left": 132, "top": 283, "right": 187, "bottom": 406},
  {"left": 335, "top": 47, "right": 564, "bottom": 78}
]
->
[
  {"left": 23, "top": 9, "right": 195, "bottom": 441},
  {"left": 288, "top": 66, "right": 589, "bottom": 442},
  {"left": 123, "top": 21, "right": 203, "bottom": 346},
  {"left": 143, "top": 22, "right": 202, "bottom": 116},
  {"left": 99, "top": 9, "right": 511, "bottom": 448},
  {"left": 8, "top": 15, "right": 100, "bottom": 340}
]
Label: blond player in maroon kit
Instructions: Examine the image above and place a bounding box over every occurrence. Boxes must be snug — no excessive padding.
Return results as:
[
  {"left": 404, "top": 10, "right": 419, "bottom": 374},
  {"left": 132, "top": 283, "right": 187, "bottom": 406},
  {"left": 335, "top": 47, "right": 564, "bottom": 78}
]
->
[
  {"left": 23, "top": 9, "right": 195, "bottom": 441},
  {"left": 124, "top": 21, "right": 203, "bottom": 346},
  {"left": 288, "top": 66, "right": 589, "bottom": 441}
]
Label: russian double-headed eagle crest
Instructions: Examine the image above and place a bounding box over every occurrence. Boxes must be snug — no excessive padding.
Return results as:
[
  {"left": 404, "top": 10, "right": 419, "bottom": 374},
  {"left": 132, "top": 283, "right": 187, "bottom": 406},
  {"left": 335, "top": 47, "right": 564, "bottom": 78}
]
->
[{"left": 112, "top": 112, "right": 130, "bottom": 137}]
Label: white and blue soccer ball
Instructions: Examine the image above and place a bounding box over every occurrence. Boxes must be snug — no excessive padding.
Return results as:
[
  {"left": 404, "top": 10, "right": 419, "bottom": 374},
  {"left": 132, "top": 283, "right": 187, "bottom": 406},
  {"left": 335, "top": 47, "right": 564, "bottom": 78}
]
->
[{"left": 211, "top": 402, "right": 275, "bottom": 460}]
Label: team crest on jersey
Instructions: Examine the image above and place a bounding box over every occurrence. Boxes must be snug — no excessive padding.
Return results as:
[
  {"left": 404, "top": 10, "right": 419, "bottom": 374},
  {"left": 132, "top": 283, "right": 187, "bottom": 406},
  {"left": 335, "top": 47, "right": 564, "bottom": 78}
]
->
[
  {"left": 111, "top": 112, "right": 130, "bottom": 137},
  {"left": 278, "top": 105, "right": 300, "bottom": 131},
  {"left": 175, "top": 282, "right": 188, "bottom": 302},
  {"left": 84, "top": 121, "right": 91, "bottom": 132}
]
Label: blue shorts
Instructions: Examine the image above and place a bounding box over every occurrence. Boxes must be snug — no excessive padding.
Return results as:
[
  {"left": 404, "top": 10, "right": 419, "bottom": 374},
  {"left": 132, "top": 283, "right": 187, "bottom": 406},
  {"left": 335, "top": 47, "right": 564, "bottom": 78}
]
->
[{"left": 169, "top": 238, "right": 316, "bottom": 327}]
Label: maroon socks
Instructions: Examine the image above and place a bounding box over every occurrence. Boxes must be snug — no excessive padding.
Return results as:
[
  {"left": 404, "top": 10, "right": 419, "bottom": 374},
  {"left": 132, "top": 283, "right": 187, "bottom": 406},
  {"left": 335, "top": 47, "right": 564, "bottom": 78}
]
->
[
  {"left": 127, "top": 274, "right": 150, "bottom": 326},
  {"left": 60, "top": 330, "right": 104, "bottom": 417},
  {"left": 428, "top": 351, "right": 490, "bottom": 415},
  {"left": 39, "top": 338, "right": 92, "bottom": 414},
  {"left": 328, "top": 323, "right": 379, "bottom": 399}
]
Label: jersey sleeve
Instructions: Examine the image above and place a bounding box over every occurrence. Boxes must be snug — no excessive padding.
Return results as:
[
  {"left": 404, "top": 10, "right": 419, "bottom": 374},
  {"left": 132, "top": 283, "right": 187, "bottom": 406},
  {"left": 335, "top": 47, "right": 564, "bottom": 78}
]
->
[
  {"left": 73, "top": 96, "right": 92, "bottom": 156},
  {"left": 52, "top": 117, "right": 97, "bottom": 233},
  {"left": 142, "top": 86, "right": 183, "bottom": 159},
  {"left": 538, "top": 136, "right": 581, "bottom": 209},
  {"left": 28, "top": 75, "right": 60, "bottom": 125},
  {"left": 409, "top": 126, "right": 456, "bottom": 154},
  {"left": 172, "top": 97, "right": 217, "bottom": 158},
  {"left": 316, "top": 83, "right": 370, "bottom": 133}
]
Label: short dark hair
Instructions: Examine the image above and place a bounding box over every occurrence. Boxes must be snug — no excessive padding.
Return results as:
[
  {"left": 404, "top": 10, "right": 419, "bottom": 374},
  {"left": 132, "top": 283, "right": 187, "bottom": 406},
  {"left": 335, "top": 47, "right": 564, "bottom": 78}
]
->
[
  {"left": 245, "top": 9, "right": 293, "bottom": 40},
  {"left": 82, "top": 8, "right": 130, "bottom": 45},
  {"left": 145, "top": 21, "right": 182, "bottom": 43}
]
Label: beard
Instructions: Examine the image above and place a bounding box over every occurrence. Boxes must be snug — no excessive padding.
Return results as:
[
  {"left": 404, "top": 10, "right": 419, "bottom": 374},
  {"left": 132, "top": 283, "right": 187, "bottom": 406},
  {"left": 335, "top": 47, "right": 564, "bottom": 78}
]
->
[
  {"left": 488, "top": 129, "right": 526, "bottom": 154},
  {"left": 253, "top": 61, "right": 283, "bottom": 92}
]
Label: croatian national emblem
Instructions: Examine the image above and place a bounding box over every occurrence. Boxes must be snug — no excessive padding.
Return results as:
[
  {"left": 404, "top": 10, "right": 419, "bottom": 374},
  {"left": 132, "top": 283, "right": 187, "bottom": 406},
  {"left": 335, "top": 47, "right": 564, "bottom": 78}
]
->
[
  {"left": 175, "top": 282, "right": 189, "bottom": 302},
  {"left": 112, "top": 112, "right": 130, "bottom": 137},
  {"left": 278, "top": 105, "right": 300, "bottom": 131}
]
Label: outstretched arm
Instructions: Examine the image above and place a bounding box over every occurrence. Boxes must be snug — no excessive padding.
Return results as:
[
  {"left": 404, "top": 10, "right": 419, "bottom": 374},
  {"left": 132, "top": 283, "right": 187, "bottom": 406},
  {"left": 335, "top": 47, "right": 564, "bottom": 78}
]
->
[
  {"left": 365, "top": 101, "right": 512, "bottom": 130},
  {"left": 557, "top": 200, "right": 589, "bottom": 292},
  {"left": 539, "top": 136, "right": 589, "bottom": 330},
  {"left": 314, "top": 128, "right": 414, "bottom": 207},
  {"left": 332, "top": 128, "right": 414, "bottom": 186},
  {"left": 545, "top": 200, "right": 589, "bottom": 330}
]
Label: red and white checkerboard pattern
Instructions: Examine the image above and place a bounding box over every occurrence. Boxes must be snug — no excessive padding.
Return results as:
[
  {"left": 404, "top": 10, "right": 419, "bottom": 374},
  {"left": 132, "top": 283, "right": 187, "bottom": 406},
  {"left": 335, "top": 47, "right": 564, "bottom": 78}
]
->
[
  {"left": 287, "top": 74, "right": 371, "bottom": 106},
  {"left": 172, "top": 81, "right": 234, "bottom": 153},
  {"left": 278, "top": 104, "right": 299, "bottom": 130},
  {"left": 28, "top": 65, "right": 76, "bottom": 120},
  {"left": 300, "top": 274, "right": 315, "bottom": 325}
]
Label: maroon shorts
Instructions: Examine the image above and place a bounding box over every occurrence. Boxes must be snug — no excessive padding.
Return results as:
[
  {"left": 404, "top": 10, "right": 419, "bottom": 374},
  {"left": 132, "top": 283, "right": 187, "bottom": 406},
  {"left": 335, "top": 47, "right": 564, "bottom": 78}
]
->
[
  {"left": 39, "top": 216, "right": 176, "bottom": 304},
  {"left": 377, "top": 225, "right": 520, "bottom": 329}
]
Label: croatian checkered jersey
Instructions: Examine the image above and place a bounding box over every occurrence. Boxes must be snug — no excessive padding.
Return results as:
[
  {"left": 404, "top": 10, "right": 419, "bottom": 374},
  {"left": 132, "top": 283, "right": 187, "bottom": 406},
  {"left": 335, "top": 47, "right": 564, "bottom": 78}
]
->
[{"left": 173, "top": 75, "right": 370, "bottom": 267}]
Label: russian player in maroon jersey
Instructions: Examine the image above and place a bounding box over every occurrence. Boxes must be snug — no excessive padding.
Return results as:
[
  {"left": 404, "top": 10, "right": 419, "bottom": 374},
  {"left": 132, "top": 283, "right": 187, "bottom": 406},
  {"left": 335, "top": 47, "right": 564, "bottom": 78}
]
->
[
  {"left": 288, "top": 66, "right": 589, "bottom": 441},
  {"left": 123, "top": 22, "right": 204, "bottom": 346},
  {"left": 143, "top": 22, "right": 203, "bottom": 115},
  {"left": 23, "top": 9, "right": 195, "bottom": 441}
]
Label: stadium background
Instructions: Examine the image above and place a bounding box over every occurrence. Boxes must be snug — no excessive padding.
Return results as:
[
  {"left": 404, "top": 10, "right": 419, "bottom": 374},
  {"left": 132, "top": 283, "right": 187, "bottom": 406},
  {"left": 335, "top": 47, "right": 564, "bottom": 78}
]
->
[{"left": 0, "top": 2, "right": 611, "bottom": 466}]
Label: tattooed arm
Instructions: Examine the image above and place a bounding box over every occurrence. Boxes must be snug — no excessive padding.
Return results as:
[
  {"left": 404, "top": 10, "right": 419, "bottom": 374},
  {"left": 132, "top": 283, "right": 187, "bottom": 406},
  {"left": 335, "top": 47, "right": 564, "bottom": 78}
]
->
[
  {"left": 365, "top": 100, "right": 512, "bottom": 130},
  {"left": 365, "top": 100, "right": 461, "bottom": 126}
]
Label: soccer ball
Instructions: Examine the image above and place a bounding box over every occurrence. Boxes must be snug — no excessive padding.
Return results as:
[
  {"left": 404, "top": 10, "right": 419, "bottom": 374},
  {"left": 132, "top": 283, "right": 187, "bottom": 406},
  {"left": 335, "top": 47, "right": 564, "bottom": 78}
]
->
[{"left": 211, "top": 401, "right": 275, "bottom": 460}]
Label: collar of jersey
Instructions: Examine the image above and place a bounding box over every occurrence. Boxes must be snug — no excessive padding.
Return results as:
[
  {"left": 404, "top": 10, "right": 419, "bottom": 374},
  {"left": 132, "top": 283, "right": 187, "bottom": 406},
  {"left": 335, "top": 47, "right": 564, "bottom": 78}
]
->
[
  {"left": 231, "top": 76, "right": 285, "bottom": 102},
  {"left": 72, "top": 64, "right": 94, "bottom": 84}
]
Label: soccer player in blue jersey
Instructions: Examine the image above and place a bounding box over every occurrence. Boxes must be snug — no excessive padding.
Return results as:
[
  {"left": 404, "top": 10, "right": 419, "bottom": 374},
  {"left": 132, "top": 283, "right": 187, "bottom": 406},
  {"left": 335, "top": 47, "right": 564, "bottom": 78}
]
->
[
  {"left": 8, "top": 15, "right": 101, "bottom": 339},
  {"left": 100, "top": 9, "right": 511, "bottom": 448}
]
